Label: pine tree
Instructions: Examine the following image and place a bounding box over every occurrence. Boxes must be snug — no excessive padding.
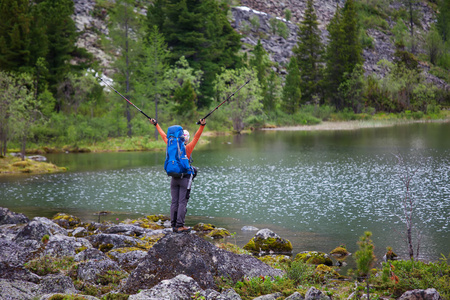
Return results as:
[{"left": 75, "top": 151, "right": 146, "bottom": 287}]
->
[
  {"left": 136, "top": 25, "right": 171, "bottom": 140},
  {"left": 293, "top": 0, "right": 324, "bottom": 104},
  {"left": 109, "top": 0, "right": 142, "bottom": 137},
  {"left": 250, "top": 39, "right": 270, "bottom": 88},
  {"left": 264, "top": 70, "right": 281, "bottom": 111},
  {"left": 146, "top": 0, "right": 242, "bottom": 107},
  {"left": 436, "top": 0, "right": 450, "bottom": 42},
  {"left": 37, "top": 0, "right": 77, "bottom": 99},
  {"left": 249, "top": 39, "right": 272, "bottom": 110},
  {"left": 325, "top": 0, "right": 362, "bottom": 109},
  {"left": 0, "top": 0, "right": 33, "bottom": 71},
  {"left": 281, "top": 57, "right": 302, "bottom": 114},
  {"left": 325, "top": 4, "right": 345, "bottom": 109},
  {"left": 341, "top": 0, "right": 362, "bottom": 77}
]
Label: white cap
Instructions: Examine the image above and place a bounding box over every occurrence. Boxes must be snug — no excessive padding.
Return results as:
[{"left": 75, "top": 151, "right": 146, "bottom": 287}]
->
[{"left": 183, "top": 130, "right": 190, "bottom": 142}]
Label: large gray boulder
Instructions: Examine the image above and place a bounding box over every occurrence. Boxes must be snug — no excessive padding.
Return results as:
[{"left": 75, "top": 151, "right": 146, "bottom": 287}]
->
[
  {"left": 122, "top": 233, "right": 284, "bottom": 294},
  {"left": 305, "top": 287, "right": 331, "bottom": 300},
  {"left": 76, "top": 258, "right": 124, "bottom": 284},
  {"left": 107, "top": 248, "right": 147, "bottom": 272},
  {"left": 128, "top": 275, "right": 202, "bottom": 300},
  {"left": 0, "top": 207, "right": 29, "bottom": 225},
  {"left": 36, "top": 274, "right": 77, "bottom": 295},
  {"left": 399, "top": 288, "right": 443, "bottom": 300},
  {"left": 0, "top": 279, "right": 38, "bottom": 300},
  {"left": 14, "top": 217, "right": 67, "bottom": 243},
  {"left": 0, "top": 261, "right": 41, "bottom": 283},
  {"left": 86, "top": 233, "right": 145, "bottom": 251},
  {"left": 129, "top": 275, "right": 242, "bottom": 300},
  {"left": 104, "top": 224, "right": 148, "bottom": 236},
  {"left": 42, "top": 234, "right": 92, "bottom": 257},
  {"left": 0, "top": 239, "right": 34, "bottom": 263},
  {"left": 74, "top": 248, "right": 108, "bottom": 262}
]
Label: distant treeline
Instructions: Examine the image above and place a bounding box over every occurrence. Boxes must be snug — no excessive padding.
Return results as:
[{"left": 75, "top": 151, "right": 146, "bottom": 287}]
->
[{"left": 0, "top": 0, "right": 449, "bottom": 156}]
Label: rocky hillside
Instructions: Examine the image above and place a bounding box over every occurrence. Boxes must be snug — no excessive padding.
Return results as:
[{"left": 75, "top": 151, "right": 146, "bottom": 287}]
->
[{"left": 71, "top": 0, "right": 448, "bottom": 89}]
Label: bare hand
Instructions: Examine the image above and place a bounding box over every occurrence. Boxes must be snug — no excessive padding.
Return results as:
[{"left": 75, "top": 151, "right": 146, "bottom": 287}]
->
[{"left": 200, "top": 119, "right": 206, "bottom": 126}]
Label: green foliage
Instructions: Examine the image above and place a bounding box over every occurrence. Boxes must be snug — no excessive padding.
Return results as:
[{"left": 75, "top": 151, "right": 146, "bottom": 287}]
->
[
  {"left": 38, "top": 0, "right": 78, "bottom": 96},
  {"left": 147, "top": 0, "right": 242, "bottom": 106},
  {"left": 232, "top": 276, "right": 296, "bottom": 300},
  {"left": 374, "top": 259, "right": 450, "bottom": 299},
  {"left": 354, "top": 231, "right": 376, "bottom": 278},
  {"left": 281, "top": 57, "right": 302, "bottom": 114},
  {"left": 293, "top": 0, "right": 325, "bottom": 103},
  {"left": 284, "top": 9, "right": 292, "bottom": 22},
  {"left": 135, "top": 25, "right": 170, "bottom": 136},
  {"left": 269, "top": 18, "right": 289, "bottom": 39},
  {"left": 424, "top": 25, "right": 444, "bottom": 65},
  {"left": 25, "top": 255, "right": 76, "bottom": 276},
  {"left": 173, "top": 80, "right": 197, "bottom": 119},
  {"left": 338, "top": 64, "right": 367, "bottom": 113},
  {"left": 213, "top": 67, "right": 263, "bottom": 132},
  {"left": 286, "top": 260, "right": 319, "bottom": 285},
  {"left": 436, "top": 0, "right": 450, "bottom": 42}
]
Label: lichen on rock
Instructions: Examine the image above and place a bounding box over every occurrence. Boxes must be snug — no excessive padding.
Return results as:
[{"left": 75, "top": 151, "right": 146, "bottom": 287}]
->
[
  {"left": 243, "top": 229, "right": 293, "bottom": 255},
  {"left": 295, "top": 251, "right": 333, "bottom": 266}
]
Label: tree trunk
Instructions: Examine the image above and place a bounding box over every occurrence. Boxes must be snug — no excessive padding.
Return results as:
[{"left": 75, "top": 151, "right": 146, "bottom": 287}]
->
[
  {"left": 21, "top": 135, "right": 26, "bottom": 161},
  {"left": 125, "top": 8, "right": 132, "bottom": 138}
]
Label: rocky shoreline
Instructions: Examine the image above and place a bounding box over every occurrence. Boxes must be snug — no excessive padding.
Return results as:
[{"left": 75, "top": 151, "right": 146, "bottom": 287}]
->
[{"left": 0, "top": 207, "right": 443, "bottom": 300}]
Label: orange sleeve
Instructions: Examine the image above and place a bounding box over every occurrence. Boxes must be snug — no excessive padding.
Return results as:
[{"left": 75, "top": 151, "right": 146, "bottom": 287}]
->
[
  {"left": 155, "top": 124, "right": 168, "bottom": 144},
  {"left": 185, "top": 125, "right": 205, "bottom": 158}
]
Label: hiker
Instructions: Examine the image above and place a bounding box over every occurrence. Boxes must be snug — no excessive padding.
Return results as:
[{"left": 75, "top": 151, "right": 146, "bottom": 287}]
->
[{"left": 150, "top": 118, "right": 206, "bottom": 233}]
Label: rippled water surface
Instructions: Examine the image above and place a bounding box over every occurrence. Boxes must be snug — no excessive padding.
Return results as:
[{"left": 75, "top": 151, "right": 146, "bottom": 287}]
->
[{"left": 1, "top": 122, "right": 449, "bottom": 262}]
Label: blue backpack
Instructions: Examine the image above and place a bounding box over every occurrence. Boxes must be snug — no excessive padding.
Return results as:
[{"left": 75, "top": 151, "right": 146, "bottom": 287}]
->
[{"left": 164, "top": 125, "right": 192, "bottom": 177}]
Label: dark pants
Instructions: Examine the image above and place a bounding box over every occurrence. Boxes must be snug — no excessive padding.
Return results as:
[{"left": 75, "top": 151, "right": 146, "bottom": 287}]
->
[{"left": 170, "top": 176, "right": 190, "bottom": 228}]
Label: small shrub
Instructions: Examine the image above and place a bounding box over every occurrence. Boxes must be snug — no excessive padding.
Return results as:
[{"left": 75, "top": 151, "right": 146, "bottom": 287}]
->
[
  {"left": 285, "top": 260, "right": 318, "bottom": 285},
  {"left": 25, "top": 255, "right": 76, "bottom": 276}
]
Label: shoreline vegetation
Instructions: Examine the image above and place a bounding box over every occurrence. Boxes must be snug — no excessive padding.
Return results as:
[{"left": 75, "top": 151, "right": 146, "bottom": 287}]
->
[
  {"left": 1, "top": 116, "right": 449, "bottom": 175},
  {"left": 0, "top": 208, "right": 449, "bottom": 300}
]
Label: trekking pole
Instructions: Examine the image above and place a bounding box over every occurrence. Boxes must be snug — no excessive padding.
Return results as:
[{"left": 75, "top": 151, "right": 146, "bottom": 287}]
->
[
  {"left": 196, "top": 78, "right": 251, "bottom": 124},
  {"left": 97, "top": 76, "right": 153, "bottom": 121}
]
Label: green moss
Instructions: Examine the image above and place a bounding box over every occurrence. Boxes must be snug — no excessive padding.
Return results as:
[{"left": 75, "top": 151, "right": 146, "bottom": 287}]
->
[
  {"left": 99, "top": 243, "right": 114, "bottom": 253},
  {"left": 145, "top": 214, "right": 169, "bottom": 222},
  {"left": 0, "top": 157, "right": 66, "bottom": 175},
  {"left": 121, "top": 217, "right": 164, "bottom": 230},
  {"left": 243, "top": 237, "right": 293, "bottom": 254},
  {"left": 52, "top": 213, "right": 82, "bottom": 229},
  {"left": 206, "top": 228, "right": 231, "bottom": 239},
  {"left": 193, "top": 223, "right": 216, "bottom": 232},
  {"left": 75, "top": 246, "right": 88, "bottom": 254},
  {"left": 258, "top": 255, "right": 291, "bottom": 269},
  {"left": 330, "top": 246, "right": 350, "bottom": 257},
  {"left": 315, "top": 264, "right": 343, "bottom": 281},
  {"left": 295, "top": 251, "right": 333, "bottom": 266}
]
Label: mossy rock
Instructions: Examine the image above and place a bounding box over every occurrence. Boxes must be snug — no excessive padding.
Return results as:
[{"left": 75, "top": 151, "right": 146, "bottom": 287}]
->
[
  {"left": 315, "top": 264, "right": 343, "bottom": 281},
  {"left": 295, "top": 251, "right": 333, "bottom": 266},
  {"left": 52, "top": 213, "right": 82, "bottom": 229},
  {"left": 145, "top": 214, "right": 170, "bottom": 222},
  {"left": 243, "top": 236, "right": 293, "bottom": 254},
  {"left": 330, "top": 246, "right": 350, "bottom": 258},
  {"left": 193, "top": 223, "right": 216, "bottom": 232},
  {"left": 122, "top": 218, "right": 164, "bottom": 230},
  {"left": 206, "top": 228, "right": 230, "bottom": 239},
  {"left": 258, "top": 255, "right": 291, "bottom": 269}
]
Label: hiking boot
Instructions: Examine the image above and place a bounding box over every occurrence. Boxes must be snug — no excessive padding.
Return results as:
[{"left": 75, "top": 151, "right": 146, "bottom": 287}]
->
[{"left": 175, "top": 226, "right": 191, "bottom": 233}]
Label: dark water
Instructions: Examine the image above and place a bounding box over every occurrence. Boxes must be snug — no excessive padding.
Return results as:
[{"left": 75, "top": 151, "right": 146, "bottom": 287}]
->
[{"left": 1, "top": 122, "right": 449, "bottom": 265}]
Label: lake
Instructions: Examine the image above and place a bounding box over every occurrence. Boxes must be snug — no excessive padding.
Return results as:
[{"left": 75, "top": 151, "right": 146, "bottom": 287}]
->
[{"left": 1, "top": 121, "right": 449, "bottom": 265}]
